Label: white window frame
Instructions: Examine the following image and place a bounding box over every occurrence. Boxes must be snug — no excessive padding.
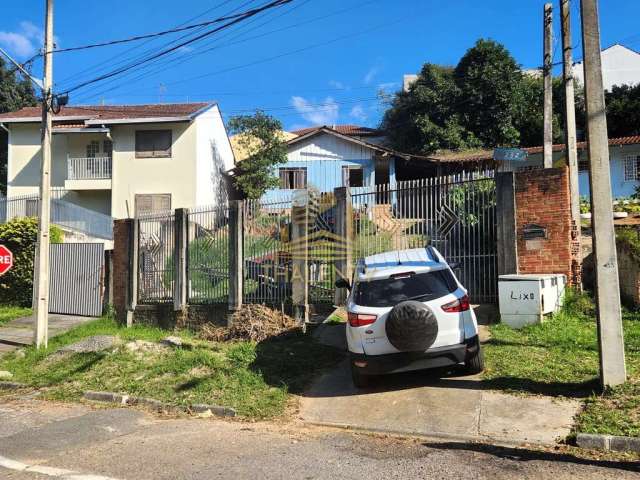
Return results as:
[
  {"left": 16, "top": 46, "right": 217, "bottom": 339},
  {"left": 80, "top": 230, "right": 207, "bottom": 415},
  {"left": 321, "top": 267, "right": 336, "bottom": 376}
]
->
[{"left": 624, "top": 155, "right": 640, "bottom": 182}]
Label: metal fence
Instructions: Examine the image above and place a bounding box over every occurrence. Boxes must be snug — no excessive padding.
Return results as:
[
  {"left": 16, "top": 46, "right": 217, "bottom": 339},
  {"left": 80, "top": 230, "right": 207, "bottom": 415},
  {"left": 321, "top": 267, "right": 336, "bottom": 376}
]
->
[
  {"left": 0, "top": 192, "right": 113, "bottom": 240},
  {"left": 138, "top": 211, "right": 175, "bottom": 304},
  {"left": 187, "top": 204, "right": 229, "bottom": 304},
  {"left": 351, "top": 171, "right": 497, "bottom": 303},
  {"left": 67, "top": 156, "right": 112, "bottom": 180},
  {"left": 243, "top": 195, "right": 293, "bottom": 305}
]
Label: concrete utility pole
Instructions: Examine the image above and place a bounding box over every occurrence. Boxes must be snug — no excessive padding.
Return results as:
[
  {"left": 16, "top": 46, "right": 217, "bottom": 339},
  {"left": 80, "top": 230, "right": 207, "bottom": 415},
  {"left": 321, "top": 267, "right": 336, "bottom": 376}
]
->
[
  {"left": 543, "top": 3, "right": 554, "bottom": 168},
  {"left": 580, "top": 0, "right": 626, "bottom": 387},
  {"left": 561, "top": 0, "right": 581, "bottom": 228},
  {"left": 33, "top": 0, "right": 54, "bottom": 348}
]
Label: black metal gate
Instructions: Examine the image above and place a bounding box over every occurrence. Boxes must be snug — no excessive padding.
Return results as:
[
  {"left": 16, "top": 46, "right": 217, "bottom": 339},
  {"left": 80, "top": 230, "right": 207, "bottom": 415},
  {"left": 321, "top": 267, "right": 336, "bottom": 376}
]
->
[
  {"left": 49, "top": 243, "right": 104, "bottom": 317},
  {"left": 351, "top": 172, "right": 497, "bottom": 303}
]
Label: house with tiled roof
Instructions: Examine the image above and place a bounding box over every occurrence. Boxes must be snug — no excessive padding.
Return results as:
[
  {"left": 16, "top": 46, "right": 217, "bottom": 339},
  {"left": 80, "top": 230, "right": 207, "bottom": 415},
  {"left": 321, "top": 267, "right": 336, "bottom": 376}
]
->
[
  {"left": 0, "top": 102, "right": 234, "bottom": 227},
  {"left": 260, "top": 124, "right": 435, "bottom": 201}
]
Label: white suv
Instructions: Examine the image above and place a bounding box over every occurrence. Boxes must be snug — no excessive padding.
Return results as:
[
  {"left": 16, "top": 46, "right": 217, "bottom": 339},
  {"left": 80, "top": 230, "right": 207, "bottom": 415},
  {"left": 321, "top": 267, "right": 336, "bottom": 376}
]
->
[{"left": 336, "top": 247, "right": 483, "bottom": 387}]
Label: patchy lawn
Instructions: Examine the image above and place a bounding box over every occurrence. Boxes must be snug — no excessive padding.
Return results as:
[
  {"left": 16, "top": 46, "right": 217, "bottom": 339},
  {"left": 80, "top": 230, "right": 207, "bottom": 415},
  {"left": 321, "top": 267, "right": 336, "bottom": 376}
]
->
[
  {"left": 483, "top": 290, "right": 640, "bottom": 437},
  {"left": 0, "top": 305, "right": 32, "bottom": 327},
  {"left": 0, "top": 317, "right": 342, "bottom": 419}
]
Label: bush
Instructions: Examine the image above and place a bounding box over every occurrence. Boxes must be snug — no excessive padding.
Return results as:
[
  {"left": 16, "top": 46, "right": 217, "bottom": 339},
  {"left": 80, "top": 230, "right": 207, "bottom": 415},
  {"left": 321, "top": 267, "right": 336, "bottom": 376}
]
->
[{"left": 0, "top": 217, "right": 63, "bottom": 306}]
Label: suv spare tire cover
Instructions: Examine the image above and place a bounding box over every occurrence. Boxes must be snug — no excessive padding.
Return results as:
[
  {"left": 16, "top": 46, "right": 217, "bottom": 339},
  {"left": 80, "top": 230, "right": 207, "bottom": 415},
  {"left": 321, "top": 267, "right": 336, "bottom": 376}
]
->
[{"left": 385, "top": 300, "right": 438, "bottom": 352}]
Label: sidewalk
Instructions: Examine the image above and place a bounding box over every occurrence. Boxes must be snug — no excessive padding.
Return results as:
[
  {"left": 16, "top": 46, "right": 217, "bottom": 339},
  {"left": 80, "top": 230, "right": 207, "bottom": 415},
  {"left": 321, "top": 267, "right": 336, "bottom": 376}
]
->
[
  {"left": 304, "top": 323, "right": 580, "bottom": 447},
  {"left": 0, "top": 314, "right": 95, "bottom": 354}
]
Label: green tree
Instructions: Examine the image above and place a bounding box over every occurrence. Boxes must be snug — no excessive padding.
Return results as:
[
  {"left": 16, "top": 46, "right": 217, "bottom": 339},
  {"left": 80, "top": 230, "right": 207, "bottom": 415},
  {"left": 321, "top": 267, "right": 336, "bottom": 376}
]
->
[
  {"left": 228, "top": 110, "right": 288, "bottom": 199},
  {"left": 381, "top": 64, "right": 480, "bottom": 155},
  {"left": 605, "top": 84, "right": 640, "bottom": 138},
  {"left": 0, "top": 56, "right": 37, "bottom": 194},
  {"left": 454, "top": 39, "right": 522, "bottom": 147}
]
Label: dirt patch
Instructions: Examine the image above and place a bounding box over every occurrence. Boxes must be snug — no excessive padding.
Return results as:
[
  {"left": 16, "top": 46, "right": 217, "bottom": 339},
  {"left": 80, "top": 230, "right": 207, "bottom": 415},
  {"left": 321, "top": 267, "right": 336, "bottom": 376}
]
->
[{"left": 200, "top": 305, "right": 300, "bottom": 342}]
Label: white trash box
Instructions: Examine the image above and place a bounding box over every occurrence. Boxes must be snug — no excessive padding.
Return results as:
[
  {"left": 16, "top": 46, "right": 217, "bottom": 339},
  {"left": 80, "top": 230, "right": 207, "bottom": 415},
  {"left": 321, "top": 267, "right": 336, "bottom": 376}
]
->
[{"left": 498, "top": 274, "right": 566, "bottom": 328}]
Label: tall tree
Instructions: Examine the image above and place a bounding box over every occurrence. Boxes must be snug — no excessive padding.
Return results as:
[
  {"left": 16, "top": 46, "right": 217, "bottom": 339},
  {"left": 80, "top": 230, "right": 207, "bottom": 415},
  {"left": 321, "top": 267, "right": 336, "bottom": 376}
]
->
[
  {"left": 605, "top": 84, "right": 640, "bottom": 138},
  {"left": 381, "top": 64, "right": 480, "bottom": 155},
  {"left": 0, "top": 56, "right": 37, "bottom": 194},
  {"left": 228, "top": 110, "right": 288, "bottom": 199},
  {"left": 454, "top": 39, "right": 522, "bottom": 147}
]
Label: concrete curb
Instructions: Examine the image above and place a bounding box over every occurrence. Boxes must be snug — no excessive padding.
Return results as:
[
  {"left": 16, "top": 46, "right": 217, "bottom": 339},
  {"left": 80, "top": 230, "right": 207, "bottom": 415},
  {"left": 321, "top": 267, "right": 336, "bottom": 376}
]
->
[
  {"left": 0, "top": 381, "right": 28, "bottom": 390},
  {"left": 576, "top": 433, "right": 640, "bottom": 453},
  {"left": 82, "top": 391, "right": 236, "bottom": 418},
  {"left": 303, "top": 420, "right": 541, "bottom": 449}
]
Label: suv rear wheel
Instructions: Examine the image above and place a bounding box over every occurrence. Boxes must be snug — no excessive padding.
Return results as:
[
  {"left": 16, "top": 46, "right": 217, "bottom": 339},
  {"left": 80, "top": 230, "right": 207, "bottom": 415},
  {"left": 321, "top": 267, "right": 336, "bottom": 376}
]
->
[
  {"left": 351, "top": 363, "right": 371, "bottom": 388},
  {"left": 464, "top": 346, "right": 485, "bottom": 374}
]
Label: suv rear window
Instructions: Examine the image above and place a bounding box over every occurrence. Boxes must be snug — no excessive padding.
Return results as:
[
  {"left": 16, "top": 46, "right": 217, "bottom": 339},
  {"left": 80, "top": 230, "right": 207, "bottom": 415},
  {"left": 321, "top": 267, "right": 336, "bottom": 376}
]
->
[{"left": 353, "top": 270, "right": 457, "bottom": 308}]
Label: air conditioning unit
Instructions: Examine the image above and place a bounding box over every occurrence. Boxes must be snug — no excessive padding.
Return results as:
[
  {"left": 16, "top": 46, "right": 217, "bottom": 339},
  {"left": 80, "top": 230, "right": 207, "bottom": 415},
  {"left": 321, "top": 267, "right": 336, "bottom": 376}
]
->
[{"left": 498, "top": 274, "right": 566, "bottom": 328}]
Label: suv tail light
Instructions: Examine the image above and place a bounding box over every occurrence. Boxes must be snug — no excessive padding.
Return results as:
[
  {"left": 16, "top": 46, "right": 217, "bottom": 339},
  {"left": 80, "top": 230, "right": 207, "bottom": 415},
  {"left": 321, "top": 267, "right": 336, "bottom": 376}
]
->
[
  {"left": 441, "top": 295, "right": 470, "bottom": 313},
  {"left": 348, "top": 312, "right": 377, "bottom": 327}
]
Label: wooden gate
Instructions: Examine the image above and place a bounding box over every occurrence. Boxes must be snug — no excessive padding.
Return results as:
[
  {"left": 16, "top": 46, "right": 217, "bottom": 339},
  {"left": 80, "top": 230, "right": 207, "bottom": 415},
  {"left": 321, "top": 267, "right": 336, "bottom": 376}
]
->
[{"left": 49, "top": 243, "right": 104, "bottom": 317}]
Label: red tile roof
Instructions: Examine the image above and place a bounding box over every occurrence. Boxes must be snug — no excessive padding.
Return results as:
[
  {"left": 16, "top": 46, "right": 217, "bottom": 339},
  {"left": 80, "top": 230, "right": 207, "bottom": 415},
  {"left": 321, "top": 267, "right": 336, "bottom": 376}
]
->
[
  {"left": 427, "top": 135, "right": 640, "bottom": 163},
  {"left": 291, "top": 124, "right": 382, "bottom": 137},
  {"left": 0, "top": 103, "right": 211, "bottom": 122}
]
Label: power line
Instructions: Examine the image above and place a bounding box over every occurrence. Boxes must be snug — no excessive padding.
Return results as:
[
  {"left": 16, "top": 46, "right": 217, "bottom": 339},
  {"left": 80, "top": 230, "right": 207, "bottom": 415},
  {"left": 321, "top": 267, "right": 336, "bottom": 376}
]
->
[
  {"left": 72, "top": 15, "right": 408, "bottom": 104},
  {"left": 54, "top": 0, "right": 245, "bottom": 88},
  {"left": 63, "top": 0, "right": 302, "bottom": 100},
  {"left": 49, "top": 0, "right": 272, "bottom": 54},
  {"left": 60, "top": 0, "right": 293, "bottom": 95}
]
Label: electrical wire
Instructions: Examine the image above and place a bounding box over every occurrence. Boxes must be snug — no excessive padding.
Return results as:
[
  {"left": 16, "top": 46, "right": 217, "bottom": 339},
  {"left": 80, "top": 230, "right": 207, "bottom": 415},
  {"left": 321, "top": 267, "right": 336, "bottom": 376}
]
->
[{"left": 60, "top": 0, "right": 293, "bottom": 95}]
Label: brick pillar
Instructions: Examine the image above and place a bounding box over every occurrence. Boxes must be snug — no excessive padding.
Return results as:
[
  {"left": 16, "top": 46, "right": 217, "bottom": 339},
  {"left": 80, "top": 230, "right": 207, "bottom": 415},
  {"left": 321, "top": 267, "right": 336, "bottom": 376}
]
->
[
  {"left": 112, "top": 219, "right": 133, "bottom": 324},
  {"left": 514, "top": 167, "right": 579, "bottom": 285}
]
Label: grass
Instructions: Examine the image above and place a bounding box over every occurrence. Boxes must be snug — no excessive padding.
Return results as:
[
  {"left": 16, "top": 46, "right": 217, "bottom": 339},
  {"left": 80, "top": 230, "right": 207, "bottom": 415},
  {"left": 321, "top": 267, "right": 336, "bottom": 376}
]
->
[
  {"left": 0, "top": 305, "right": 32, "bottom": 327},
  {"left": 0, "top": 316, "right": 342, "bottom": 419},
  {"left": 483, "top": 289, "right": 640, "bottom": 437}
]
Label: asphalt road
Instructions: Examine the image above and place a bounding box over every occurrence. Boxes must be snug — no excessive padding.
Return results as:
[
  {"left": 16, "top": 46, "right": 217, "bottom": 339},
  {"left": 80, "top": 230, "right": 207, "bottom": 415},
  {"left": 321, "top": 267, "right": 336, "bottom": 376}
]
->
[{"left": 0, "top": 397, "right": 638, "bottom": 480}]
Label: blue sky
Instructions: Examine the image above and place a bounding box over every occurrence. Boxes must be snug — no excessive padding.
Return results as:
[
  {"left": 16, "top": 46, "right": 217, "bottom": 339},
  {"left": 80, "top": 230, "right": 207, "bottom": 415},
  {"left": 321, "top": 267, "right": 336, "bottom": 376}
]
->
[{"left": 1, "top": 0, "right": 639, "bottom": 130}]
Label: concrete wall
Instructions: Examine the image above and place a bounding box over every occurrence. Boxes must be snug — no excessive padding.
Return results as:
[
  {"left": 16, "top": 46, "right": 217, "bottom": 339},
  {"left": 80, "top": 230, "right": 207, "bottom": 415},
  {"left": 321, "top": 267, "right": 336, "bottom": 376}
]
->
[
  {"left": 110, "top": 121, "right": 197, "bottom": 218},
  {"left": 195, "top": 105, "right": 234, "bottom": 207}
]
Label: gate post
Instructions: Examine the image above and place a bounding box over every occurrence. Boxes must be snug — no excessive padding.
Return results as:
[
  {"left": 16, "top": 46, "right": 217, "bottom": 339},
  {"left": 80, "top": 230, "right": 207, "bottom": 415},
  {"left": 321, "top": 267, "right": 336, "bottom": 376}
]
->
[
  {"left": 334, "top": 187, "right": 353, "bottom": 306},
  {"left": 174, "top": 208, "right": 188, "bottom": 311},
  {"left": 127, "top": 218, "right": 139, "bottom": 327},
  {"left": 228, "top": 200, "right": 244, "bottom": 319},
  {"left": 292, "top": 198, "right": 309, "bottom": 326},
  {"left": 495, "top": 172, "right": 518, "bottom": 275}
]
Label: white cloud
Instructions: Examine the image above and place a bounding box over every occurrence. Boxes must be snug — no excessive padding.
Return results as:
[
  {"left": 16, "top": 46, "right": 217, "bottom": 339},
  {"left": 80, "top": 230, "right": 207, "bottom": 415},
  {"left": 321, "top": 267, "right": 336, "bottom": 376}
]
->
[
  {"left": 363, "top": 66, "right": 380, "bottom": 85},
  {"left": 349, "top": 104, "right": 367, "bottom": 122},
  {"left": 290, "top": 96, "right": 339, "bottom": 126},
  {"left": 0, "top": 21, "right": 45, "bottom": 59},
  {"left": 328, "top": 80, "right": 346, "bottom": 90}
]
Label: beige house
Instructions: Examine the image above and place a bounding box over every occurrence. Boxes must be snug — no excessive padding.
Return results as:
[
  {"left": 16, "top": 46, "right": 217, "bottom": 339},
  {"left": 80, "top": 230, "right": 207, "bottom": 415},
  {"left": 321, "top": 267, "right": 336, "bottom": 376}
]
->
[{"left": 0, "top": 102, "right": 234, "bottom": 223}]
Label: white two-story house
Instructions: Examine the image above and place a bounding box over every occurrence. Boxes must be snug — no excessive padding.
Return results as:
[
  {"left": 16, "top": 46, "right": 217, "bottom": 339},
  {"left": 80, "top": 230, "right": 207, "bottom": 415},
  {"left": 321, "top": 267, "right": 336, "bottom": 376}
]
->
[{"left": 0, "top": 102, "right": 234, "bottom": 233}]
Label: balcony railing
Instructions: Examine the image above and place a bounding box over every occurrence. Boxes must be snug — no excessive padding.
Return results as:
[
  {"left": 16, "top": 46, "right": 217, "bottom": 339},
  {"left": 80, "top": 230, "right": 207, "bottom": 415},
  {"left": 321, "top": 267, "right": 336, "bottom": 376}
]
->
[
  {"left": 0, "top": 193, "right": 113, "bottom": 240},
  {"left": 67, "top": 155, "right": 112, "bottom": 180}
]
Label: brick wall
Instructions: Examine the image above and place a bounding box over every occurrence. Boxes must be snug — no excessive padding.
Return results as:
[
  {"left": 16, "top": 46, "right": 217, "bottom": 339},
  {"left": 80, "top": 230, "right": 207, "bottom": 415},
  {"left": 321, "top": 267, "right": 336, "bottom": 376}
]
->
[
  {"left": 514, "top": 167, "right": 580, "bottom": 284},
  {"left": 112, "top": 219, "right": 132, "bottom": 324}
]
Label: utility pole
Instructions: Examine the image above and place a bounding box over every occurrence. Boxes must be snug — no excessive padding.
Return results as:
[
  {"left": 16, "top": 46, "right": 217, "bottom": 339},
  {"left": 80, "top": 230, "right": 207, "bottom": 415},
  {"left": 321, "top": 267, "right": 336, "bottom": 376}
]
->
[
  {"left": 543, "top": 3, "right": 554, "bottom": 168},
  {"left": 561, "top": 0, "right": 581, "bottom": 229},
  {"left": 580, "top": 0, "right": 626, "bottom": 387},
  {"left": 33, "top": 0, "right": 54, "bottom": 348}
]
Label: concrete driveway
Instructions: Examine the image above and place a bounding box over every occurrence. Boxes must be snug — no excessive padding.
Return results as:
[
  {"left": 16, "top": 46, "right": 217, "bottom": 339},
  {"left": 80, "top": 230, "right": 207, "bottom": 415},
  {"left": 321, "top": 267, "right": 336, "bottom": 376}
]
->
[{"left": 302, "top": 324, "right": 581, "bottom": 447}]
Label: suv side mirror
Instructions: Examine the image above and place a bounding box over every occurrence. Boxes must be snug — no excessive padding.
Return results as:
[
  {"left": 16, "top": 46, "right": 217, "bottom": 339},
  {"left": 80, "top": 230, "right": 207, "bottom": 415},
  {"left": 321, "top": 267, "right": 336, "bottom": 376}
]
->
[
  {"left": 449, "top": 261, "right": 461, "bottom": 270},
  {"left": 335, "top": 278, "right": 351, "bottom": 290}
]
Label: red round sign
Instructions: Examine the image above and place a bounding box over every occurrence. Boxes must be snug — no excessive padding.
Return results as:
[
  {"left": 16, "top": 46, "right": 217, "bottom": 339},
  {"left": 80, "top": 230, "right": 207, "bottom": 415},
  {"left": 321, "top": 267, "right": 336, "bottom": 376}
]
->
[{"left": 0, "top": 245, "right": 13, "bottom": 276}]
